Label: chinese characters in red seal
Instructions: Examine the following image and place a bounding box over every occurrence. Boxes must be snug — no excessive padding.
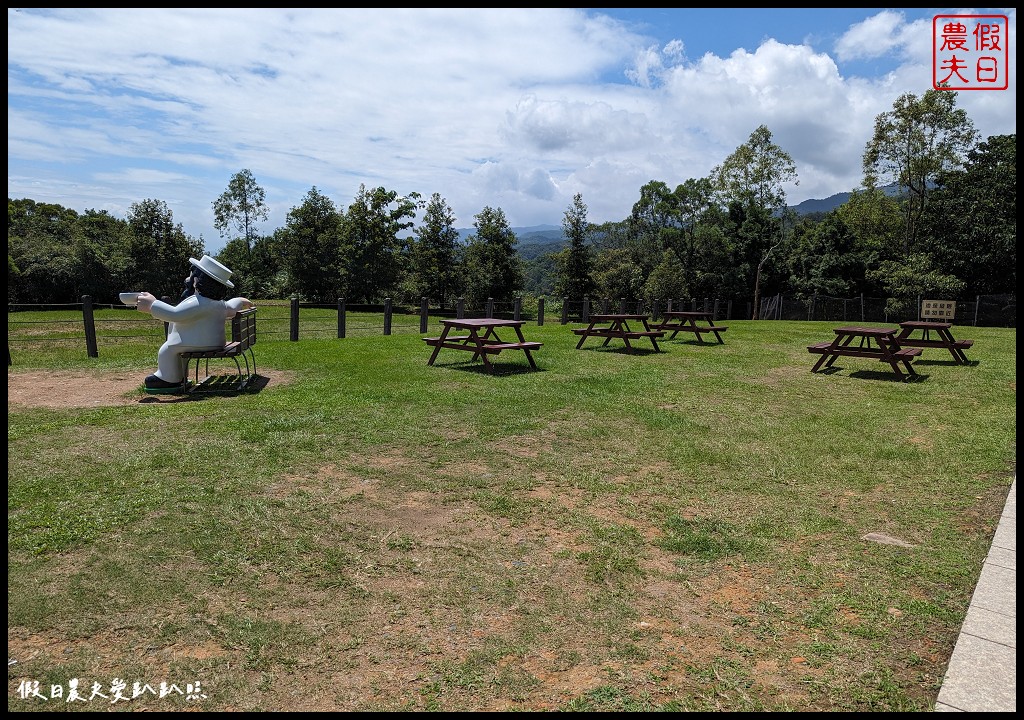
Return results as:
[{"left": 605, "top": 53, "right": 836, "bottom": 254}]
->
[{"left": 933, "top": 15, "right": 1009, "bottom": 90}]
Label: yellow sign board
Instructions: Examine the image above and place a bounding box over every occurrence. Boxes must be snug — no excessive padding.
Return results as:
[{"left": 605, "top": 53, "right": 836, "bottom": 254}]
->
[{"left": 921, "top": 299, "right": 956, "bottom": 320}]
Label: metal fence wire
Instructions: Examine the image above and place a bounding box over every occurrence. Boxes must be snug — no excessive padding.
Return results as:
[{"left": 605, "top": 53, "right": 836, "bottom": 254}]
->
[{"left": 7, "top": 293, "right": 1016, "bottom": 362}]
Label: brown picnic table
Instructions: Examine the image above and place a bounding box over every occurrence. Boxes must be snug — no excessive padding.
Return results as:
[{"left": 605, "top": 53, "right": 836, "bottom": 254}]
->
[
  {"left": 895, "top": 320, "right": 973, "bottom": 364},
  {"left": 652, "top": 311, "right": 728, "bottom": 344},
  {"left": 423, "top": 317, "right": 541, "bottom": 373},
  {"left": 573, "top": 314, "right": 664, "bottom": 353},
  {"left": 807, "top": 325, "right": 922, "bottom": 380}
]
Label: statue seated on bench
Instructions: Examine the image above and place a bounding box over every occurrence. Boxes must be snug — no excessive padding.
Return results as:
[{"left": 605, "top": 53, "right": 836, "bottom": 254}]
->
[{"left": 134, "top": 255, "right": 254, "bottom": 393}]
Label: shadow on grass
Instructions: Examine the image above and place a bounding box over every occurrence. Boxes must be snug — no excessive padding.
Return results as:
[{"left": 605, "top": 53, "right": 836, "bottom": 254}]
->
[
  {"left": 576, "top": 345, "right": 663, "bottom": 355},
  {"left": 138, "top": 374, "right": 271, "bottom": 403},
  {"left": 431, "top": 360, "right": 546, "bottom": 376},
  {"left": 847, "top": 369, "right": 930, "bottom": 383},
  {"left": 666, "top": 338, "right": 727, "bottom": 347},
  {"left": 913, "top": 358, "right": 980, "bottom": 367}
]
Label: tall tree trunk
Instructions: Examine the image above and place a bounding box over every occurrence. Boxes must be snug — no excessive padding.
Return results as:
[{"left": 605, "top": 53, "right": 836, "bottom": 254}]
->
[{"left": 751, "top": 240, "right": 780, "bottom": 321}]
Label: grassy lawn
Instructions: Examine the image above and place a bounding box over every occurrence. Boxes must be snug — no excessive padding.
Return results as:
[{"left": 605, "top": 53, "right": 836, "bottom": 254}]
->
[{"left": 7, "top": 317, "right": 1016, "bottom": 711}]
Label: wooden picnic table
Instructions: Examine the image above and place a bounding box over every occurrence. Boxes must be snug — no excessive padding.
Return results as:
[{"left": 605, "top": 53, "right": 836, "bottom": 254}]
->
[
  {"left": 423, "top": 318, "right": 541, "bottom": 373},
  {"left": 652, "top": 311, "right": 728, "bottom": 344},
  {"left": 807, "top": 325, "right": 922, "bottom": 379},
  {"left": 895, "top": 320, "right": 973, "bottom": 364},
  {"left": 573, "top": 314, "right": 664, "bottom": 353}
]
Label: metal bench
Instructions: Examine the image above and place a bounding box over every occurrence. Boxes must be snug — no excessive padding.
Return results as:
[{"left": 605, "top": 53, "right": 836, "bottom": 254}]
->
[{"left": 179, "top": 308, "right": 258, "bottom": 394}]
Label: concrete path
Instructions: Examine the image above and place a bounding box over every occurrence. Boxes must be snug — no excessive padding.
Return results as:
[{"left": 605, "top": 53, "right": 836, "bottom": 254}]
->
[{"left": 935, "top": 477, "right": 1016, "bottom": 712}]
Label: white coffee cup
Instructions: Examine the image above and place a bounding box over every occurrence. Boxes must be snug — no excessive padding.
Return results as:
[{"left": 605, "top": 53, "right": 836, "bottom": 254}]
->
[{"left": 119, "top": 292, "right": 141, "bottom": 306}]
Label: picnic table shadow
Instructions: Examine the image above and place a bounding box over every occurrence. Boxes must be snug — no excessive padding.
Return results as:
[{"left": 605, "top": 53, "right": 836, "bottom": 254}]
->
[
  {"left": 425, "top": 356, "right": 547, "bottom": 376},
  {"left": 846, "top": 369, "right": 929, "bottom": 383},
  {"left": 577, "top": 345, "right": 662, "bottom": 356},
  {"left": 432, "top": 359, "right": 547, "bottom": 376},
  {"left": 137, "top": 373, "right": 270, "bottom": 403},
  {"left": 664, "top": 338, "right": 727, "bottom": 347},
  {"left": 912, "top": 358, "right": 980, "bottom": 368}
]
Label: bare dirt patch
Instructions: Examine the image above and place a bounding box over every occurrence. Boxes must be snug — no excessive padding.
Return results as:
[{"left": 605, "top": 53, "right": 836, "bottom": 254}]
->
[{"left": 7, "top": 369, "right": 294, "bottom": 409}]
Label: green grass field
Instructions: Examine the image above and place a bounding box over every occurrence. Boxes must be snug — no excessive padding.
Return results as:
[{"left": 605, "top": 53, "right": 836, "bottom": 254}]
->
[{"left": 7, "top": 316, "right": 1016, "bottom": 711}]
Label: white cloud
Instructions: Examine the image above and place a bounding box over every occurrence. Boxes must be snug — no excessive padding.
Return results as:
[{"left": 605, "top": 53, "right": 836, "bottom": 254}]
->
[
  {"left": 7, "top": 8, "right": 1016, "bottom": 251},
  {"left": 834, "top": 10, "right": 910, "bottom": 62}
]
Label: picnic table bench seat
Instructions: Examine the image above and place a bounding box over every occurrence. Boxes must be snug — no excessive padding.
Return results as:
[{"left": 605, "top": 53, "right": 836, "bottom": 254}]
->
[
  {"left": 807, "top": 343, "right": 922, "bottom": 361},
  {"left": 897, "top": 337, "right": 975, "bottom": 350},
  {"left": 422, "top": 336, "right": 542, "bottom": 353},
  {"left": 659, "top": 323, "right": 728, "bottom": 333},
  {"left": 422, "top": 334, "right": 472, "bottom": 343},
  {"left": 571, "top": 328, "right": 665, "bottom": 339}
]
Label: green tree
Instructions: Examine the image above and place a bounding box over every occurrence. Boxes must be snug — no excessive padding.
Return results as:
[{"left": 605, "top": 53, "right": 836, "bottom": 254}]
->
[
  {"left": 785, "top": 212, "right": 864, "bottom": 299},
  {"left": 8, "top": 198, "right": 82, "bottom": 303},
  {"left": 216, "top": 235, "right": 284, "bottom": 300},
  {"left": 626, "top": 181, "right": 683, "bottom": 286},
  {"left": 406, "top": 192, "right": 463, "bottom": 308},
  {"left": 713, "top": 125, "right": 798, "bottom": 211},
  {"left": 592, "top": 247, "right": 646, "bottom": 304},
  {"left": 126, "top": 198, "right": 203, "bottom": 299},
  {"left": 712, "top": 125, "right": 798, "bottom": 318},
  {"left": 868, "top": 252, "right": 965, "bottom": 319},
  {"left": 672, "top": 177, "right": 725, "bottom": 299},
  {"left": 212, "top": 169, "right": 269, "bottom": 256},
  {"left": 553, "top": 193, "right": 596, "bottom": 300},
  {"left": 862, "top": 89, "right": 978, "bottom": 255},
  {"left": 341, "top": 185, "right": 422, "bottom": 303},
  {"left": 644, "top": 249, "right": 688, "bottom": 302},
  {"left": 590, "top": 219, "right": 631, "bottom": 253},
  {"left": 462, "top": 206, "right": 524, "bottom": 307},
  {"left": 835, "top": 187, "right": 904, "bottom": 277},
  {"left": 276, "top": 187, "right": 344, "bottom": 302},
  {"left": 75, "top": 209, "right": 132, "bottom": 303},
  {"left": 922, "top": 134, "right": 1016, "bottom": 295}
]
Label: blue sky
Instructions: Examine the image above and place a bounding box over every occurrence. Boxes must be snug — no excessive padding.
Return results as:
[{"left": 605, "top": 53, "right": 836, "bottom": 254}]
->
[{"left": 7, "top": 8, "right": 1016, "bottom": 253}]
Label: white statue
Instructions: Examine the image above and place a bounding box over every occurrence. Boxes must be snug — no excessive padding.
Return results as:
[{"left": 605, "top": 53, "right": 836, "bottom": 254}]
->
[{"left": 135, "top": 255, "right": 254, "bottom": 390}]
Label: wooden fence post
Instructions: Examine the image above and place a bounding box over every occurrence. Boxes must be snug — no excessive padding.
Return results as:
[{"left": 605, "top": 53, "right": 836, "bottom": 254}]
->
[
  {"left": 337, "top": 298, "right": 346, "bottom": 338},
  {"left": 514, "top": 296, "right": 521, "bottom": 321},
  {"left": 290, "top": 296, "right": 299, "bottom": 341},
  {"left": 486, "top": 298, "right": 494, "bottom": 318},
  {"left": 583, "top": 296, "right": 591, "bottom": 323},
  {"left": 82, "top": 295, "right": 98, "bottom": 358},
  {"left": 538, "top": 297, "right": 545, "bottom": 326},
  {"left": 420, "top": 297, "right": 428, "bottom": 333},
  {"left": 457, "top": 297, "right": 465, "bottom": 319},
  {"left": 384, "top": 297, "right": 392, "bottom": 335},
  {"left": 652, "top": 298, "right": 661, "bottom": 320},
  {"left": 560, "top": 297, "right": 568, "bottom": 325}
]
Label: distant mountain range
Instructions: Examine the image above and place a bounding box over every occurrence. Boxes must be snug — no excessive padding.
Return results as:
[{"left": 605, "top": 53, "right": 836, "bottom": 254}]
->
[{"left": 455, "top": 187, "right": 892, "bottom": 259}]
